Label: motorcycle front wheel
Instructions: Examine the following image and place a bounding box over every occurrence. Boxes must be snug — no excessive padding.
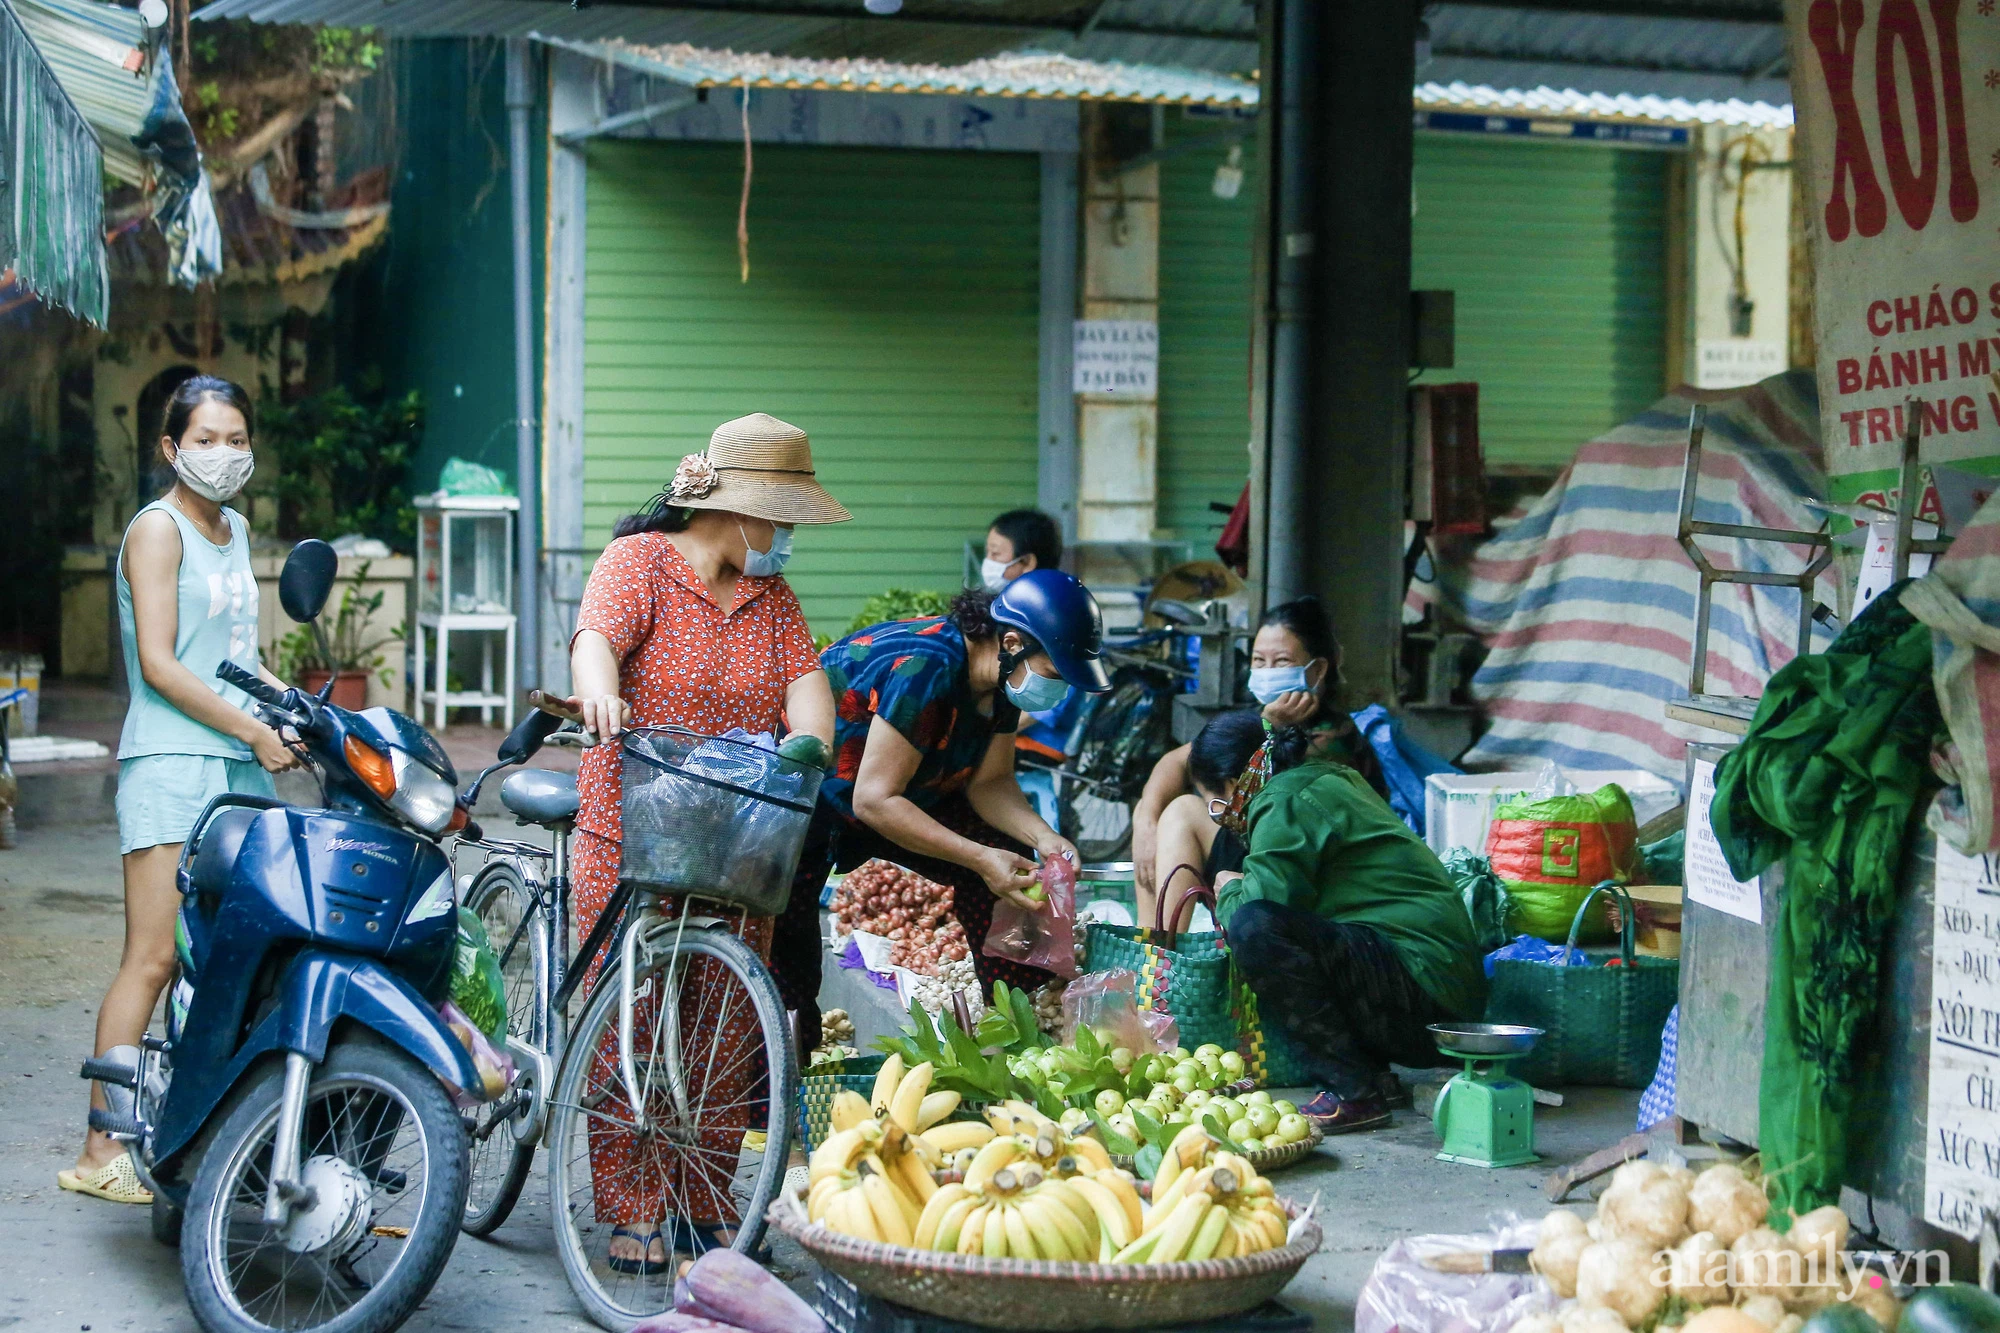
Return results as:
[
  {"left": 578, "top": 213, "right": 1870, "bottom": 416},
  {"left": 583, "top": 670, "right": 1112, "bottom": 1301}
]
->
[{"left": 181, "top": 1034, "right": 469, "bottom": 1333}]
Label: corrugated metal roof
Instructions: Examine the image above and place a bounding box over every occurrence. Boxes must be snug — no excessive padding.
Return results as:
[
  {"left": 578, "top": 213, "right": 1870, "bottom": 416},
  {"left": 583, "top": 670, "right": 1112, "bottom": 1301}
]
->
[
  {"left": 1414, "top": 79, "right": 1790, "bottom": 129},
  {"left": 0, "top": 0, "right": 108, "bottom": 325},
  {"left": 13, "top": 0, "right": 164, "bottom": 183},
  {"left": 549, "top": 37, "right": 1257, "bottom": 104}
]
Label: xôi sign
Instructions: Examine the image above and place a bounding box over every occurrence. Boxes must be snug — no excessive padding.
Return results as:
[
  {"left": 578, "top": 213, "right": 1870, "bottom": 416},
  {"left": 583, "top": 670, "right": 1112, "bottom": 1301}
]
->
[{"left": 1787, "top": 0, "right": 2000, "bottom": 505}]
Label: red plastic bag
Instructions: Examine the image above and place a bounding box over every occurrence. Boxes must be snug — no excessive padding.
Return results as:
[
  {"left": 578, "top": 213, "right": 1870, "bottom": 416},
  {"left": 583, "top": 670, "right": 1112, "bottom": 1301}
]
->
[{"left": 983, "top": 852, "right": 1078, "bottom": 979}]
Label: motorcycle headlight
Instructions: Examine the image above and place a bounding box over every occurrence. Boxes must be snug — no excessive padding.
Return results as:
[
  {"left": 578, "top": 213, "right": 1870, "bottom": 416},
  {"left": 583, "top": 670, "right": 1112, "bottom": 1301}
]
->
[{"left": 389, "top": 748, "right": 456, "bottom": 835}]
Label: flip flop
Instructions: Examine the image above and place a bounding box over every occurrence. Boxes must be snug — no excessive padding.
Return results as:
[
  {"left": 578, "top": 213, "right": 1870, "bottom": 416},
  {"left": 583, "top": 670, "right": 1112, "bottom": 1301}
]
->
[
  {"left": 672, "top": 1218, "right": 772, "bottom": 1266},
  {"left": 57, "top": 1151, "right": 153, "bottom": 1205},
  {"left": 606, "top": 1225, "right": 668, "bottom": 1276}
]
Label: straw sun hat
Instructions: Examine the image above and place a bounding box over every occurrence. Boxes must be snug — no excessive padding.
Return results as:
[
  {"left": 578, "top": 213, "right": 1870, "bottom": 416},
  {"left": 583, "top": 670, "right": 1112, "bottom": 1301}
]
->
[{"left": 666, "top": 413, "right": 851, "bottom": 525}]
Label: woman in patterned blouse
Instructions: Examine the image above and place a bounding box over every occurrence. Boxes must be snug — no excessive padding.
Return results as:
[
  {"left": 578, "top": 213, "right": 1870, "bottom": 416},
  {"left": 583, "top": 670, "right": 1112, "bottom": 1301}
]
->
[
  {"left": 564, "top": 413, "right": 844, "bottom": 1274},
  {"left": 776, "top": 572, "right": 1113, "bottom": 1033}
]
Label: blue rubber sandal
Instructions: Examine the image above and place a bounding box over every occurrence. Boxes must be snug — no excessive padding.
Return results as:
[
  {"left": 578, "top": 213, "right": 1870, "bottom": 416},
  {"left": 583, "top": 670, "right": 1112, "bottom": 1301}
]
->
[
  {"left": 672, "top": 1218, "right": 772, "bottom": 1265},
  {"left": 606, "top": 1225, "right": 668, "bottom": 1276}
]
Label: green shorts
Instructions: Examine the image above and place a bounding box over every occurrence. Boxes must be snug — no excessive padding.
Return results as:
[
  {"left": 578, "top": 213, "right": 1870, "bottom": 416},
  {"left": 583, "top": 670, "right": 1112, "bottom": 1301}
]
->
[{"left": 116, "top": 754, "right": 277, "bottom": 855}]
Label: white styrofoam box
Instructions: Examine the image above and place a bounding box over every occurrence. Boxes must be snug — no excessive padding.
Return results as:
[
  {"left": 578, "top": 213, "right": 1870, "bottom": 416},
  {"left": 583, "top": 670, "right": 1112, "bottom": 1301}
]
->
[{"left": 1424, "top": 769, "right": 1683, "bottom": 860}]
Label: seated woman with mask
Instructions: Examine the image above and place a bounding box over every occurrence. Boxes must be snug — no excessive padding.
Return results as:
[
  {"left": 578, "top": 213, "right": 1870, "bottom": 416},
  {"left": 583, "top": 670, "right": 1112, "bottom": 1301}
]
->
[
  {"left": 981, "top": 509, "right": 1063, "bottom": 590},
  {"left": 1185, "top": 709, "right": 1485, "bottom": 1133},
  {"left": 1131, "top": 596, "right": 1384, "bottom": 922}
]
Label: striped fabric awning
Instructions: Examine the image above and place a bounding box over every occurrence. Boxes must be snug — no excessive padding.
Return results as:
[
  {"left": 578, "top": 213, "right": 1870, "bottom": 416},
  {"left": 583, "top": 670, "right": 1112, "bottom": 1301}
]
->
[
  {"left": 0, "top": 0, "right": 107, "bottom": 325},
  {"left": 1416, "top": 372, "right": 1834, "bottom": 783}
]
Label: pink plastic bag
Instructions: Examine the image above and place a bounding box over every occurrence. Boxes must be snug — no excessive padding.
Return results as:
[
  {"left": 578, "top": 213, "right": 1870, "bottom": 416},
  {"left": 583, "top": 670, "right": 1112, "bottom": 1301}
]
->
[{"left": 983, "top": 852, "right": 1078, "bottom": 979}]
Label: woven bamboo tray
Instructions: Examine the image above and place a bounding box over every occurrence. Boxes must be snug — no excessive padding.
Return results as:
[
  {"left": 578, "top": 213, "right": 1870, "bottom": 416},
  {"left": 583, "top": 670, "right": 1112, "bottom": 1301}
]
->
[
  {"left": 1109, "top": 1126, "right": 1325, "bottom": 1178},
  {"left": 769, "top": 1189, "right": 1322, "bottom": 1332}
]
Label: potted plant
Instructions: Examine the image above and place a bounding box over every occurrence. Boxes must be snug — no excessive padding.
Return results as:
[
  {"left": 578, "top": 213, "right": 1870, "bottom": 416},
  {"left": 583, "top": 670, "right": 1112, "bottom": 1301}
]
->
[{"left": 272, "top": 561, "right": 400, "bottom": 709}]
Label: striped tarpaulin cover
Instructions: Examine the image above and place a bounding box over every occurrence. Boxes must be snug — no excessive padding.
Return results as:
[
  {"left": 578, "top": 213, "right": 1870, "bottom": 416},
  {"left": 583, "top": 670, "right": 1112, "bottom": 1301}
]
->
[{"left": 1420, "top": 371, "right": 1839, "bottom": 784}]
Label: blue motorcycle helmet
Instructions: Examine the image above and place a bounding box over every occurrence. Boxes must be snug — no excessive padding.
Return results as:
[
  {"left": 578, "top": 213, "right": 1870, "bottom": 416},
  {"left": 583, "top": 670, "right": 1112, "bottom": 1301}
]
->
[{"left": 990, "top": 569, "right": 1113, "bottom": 694}]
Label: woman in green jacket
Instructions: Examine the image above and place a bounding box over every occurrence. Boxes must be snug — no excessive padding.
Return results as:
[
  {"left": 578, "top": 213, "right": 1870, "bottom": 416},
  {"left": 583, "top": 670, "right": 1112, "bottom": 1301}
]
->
[{"left": 1184, "top": 709, "right": 1486, "bottom": 1134}]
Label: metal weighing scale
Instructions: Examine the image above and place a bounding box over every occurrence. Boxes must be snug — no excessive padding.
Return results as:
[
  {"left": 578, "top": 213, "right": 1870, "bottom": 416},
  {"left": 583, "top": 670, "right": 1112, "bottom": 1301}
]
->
[{"left": 1429, "top": 1023, "right": 1545, "bottom": 1169}]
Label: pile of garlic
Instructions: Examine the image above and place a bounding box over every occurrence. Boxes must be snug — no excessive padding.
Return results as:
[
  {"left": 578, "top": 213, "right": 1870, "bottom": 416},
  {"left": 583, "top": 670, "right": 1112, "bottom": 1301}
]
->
[{"left": 1511, "top": 1161, "right": 1897, "bottom": 1333}]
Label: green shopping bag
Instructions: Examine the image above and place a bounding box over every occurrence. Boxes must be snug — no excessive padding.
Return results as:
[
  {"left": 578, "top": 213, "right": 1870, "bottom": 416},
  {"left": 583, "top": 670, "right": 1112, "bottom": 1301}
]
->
[
  {"left": 1485, "top": 880, "right": 1679, "bottom": 1088},
  {"left": 1083, "top": 883, "right": 1315, "bottom": 1089}
]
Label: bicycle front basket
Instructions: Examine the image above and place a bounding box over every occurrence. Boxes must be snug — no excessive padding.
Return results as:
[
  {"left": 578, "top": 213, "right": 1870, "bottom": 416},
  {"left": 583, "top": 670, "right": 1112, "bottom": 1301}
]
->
[{"left": 618, "top": 727, "right": 825, "bottom": 914}]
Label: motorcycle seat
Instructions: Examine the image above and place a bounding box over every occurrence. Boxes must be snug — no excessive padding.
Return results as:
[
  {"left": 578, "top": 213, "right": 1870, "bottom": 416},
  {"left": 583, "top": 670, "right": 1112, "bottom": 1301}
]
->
[
  {"left": 500, "top": 769, "right": 579, "bottom": 826},
  {"left": 189, "top": 806, "right": 261, "bottom": 898}
]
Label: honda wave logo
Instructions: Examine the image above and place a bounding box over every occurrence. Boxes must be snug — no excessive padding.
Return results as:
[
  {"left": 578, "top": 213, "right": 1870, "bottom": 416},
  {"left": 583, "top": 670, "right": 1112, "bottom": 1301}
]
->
[{"left": 325, "top": 838, "right": 397, "bottom": 865}]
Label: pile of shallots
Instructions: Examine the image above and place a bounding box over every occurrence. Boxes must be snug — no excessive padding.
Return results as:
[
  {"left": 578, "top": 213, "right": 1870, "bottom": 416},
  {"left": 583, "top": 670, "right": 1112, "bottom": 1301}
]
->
[
  {"left": 1516, "top": 1161, "right": 1895, "bottom": 1333},
  {"left": 828, "top": 859, "right": 970, "bottom": 978}
]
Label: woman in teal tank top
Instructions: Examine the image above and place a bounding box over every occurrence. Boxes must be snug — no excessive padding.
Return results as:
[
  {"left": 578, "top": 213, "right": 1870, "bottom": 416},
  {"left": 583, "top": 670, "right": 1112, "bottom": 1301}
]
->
[{"left": 61, "top": 377, "right": 301, "bottom": 1205}]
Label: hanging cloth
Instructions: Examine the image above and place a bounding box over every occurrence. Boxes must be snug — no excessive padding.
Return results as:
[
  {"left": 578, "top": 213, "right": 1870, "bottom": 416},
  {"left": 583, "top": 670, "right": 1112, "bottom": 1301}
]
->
[{"left": 1709, "top": 588, "right": 1939, "bottom": 1216}]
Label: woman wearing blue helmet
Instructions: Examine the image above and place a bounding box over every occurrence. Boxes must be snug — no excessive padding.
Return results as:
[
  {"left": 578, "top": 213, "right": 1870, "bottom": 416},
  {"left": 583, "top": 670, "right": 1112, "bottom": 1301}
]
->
[{"left": 772, "top": 570, "right": 1113, "bottom": 1041}]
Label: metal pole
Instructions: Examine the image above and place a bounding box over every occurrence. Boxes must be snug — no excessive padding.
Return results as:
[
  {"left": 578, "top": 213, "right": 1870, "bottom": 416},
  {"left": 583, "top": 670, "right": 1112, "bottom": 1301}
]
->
[
  {"left": 506, "top": 39, "right": 540, "bottom": 693},
  {"left": 1262, "top": 0, "right": 1315, "bottom": 606}
]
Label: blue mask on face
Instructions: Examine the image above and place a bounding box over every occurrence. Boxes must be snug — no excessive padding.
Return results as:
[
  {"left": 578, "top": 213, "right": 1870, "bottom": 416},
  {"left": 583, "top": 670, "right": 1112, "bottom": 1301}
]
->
[
  {"left": 741, "top": 523, "right": 793, "bottom": 577},
  {"left": 1005, "top": 664, "right": 1071, "bottom": 712},
  {"left": 1247, "top": 664, "right": 1312, "bottom": 705}
]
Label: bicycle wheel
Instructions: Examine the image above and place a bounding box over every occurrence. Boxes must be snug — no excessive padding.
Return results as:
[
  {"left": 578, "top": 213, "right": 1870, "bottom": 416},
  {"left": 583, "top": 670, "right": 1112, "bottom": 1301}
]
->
[
  {"left": 546, "top": 917, "right": 795, "bottom": 1332},
  {"left": 460, "top": 861, "right": 544, "bottom": 1236},
  {"left": 1058, "top": 774, "right": 1133, "bottom": 863}
]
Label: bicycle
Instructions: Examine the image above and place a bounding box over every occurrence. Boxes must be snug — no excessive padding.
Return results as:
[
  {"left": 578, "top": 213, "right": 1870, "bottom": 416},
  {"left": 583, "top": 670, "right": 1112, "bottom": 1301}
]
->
[{"left": 451, "top": 694, "right": 800, "bottom": 1332}]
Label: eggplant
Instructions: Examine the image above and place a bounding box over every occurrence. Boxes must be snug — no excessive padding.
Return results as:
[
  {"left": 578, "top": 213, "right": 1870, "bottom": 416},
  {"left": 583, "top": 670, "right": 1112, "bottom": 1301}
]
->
[
  {"left": 683, "top": 1249, "right": 828, "bottom": 1333},
  {"left": 1902, "top": 1284, "right": 2000, "bottom": 1333}
]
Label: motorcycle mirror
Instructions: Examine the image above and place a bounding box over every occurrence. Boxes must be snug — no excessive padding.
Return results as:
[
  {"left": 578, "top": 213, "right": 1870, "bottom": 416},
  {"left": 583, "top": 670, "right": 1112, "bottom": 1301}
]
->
[
  {"left": 279, "top": 540, "right": 339, "bottom": 625},
  {"left": 497, "top": 708, "right": 563, "bottom": 766}
]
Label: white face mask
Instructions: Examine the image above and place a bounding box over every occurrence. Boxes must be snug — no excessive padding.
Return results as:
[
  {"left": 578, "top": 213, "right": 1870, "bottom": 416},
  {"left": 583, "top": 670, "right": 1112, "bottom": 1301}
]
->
[
  {"left": 980, "top": 557, "right": 1014, "bottom": 592},
  {"left": 171, "top": 443, "right": 255, "bottom": 502}
]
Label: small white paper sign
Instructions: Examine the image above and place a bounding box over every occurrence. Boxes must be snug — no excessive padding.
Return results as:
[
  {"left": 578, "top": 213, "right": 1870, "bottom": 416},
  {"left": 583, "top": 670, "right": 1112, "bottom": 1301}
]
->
[
  {"left": 1925, "top": 844, "right": 2000, "bottom": 1239},
  {"left": 1073, "top": 320, "right": 1158, "bottom": 397},
  {"left": 1694, "top": 339, "right": 1786, "bottom": 389},
  {"left": 1685, "top": 758, "right": 1762, "bottom": 923}
]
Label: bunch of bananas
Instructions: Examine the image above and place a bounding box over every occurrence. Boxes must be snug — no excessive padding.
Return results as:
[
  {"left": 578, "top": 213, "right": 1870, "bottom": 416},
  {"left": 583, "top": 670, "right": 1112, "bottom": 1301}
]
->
[
  {"left": 978, "top": 1100, "right": 1115, "bottom": 1176},
  {"left": 805, "top": 1072, "right": 1292, "bottom": 1264},
  {"left": 1117, "top": 1125, "right": 1291, "bottom": 1263},
  {"left": 913, "top": 1136, "right": 1146, "bottom": 1260}
]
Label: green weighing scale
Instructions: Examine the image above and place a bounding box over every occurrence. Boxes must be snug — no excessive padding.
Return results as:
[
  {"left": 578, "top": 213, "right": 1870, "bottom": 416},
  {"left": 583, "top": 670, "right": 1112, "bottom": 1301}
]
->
[{"left": 1429, "top": 1023, "right": 1545, "bottom": 1169}]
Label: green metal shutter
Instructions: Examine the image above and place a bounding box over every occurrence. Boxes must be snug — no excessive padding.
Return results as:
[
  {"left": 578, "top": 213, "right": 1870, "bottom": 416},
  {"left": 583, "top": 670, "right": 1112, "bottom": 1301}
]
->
[
  {"left": 1411, "top": 136, "right": 1669, "bottom": 470},
  {"left": 584, "top": 139, "right": 1042, "bottom": 636},
  {"left": 1157, "top": 116, "right": 1259, "bottom": 552}
]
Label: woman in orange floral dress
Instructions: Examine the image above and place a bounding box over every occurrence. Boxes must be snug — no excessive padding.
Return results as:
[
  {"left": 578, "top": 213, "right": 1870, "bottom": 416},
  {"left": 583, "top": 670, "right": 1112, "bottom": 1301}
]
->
[{"left": 566, "top": 413, "right": 844, "bottom": 1273}]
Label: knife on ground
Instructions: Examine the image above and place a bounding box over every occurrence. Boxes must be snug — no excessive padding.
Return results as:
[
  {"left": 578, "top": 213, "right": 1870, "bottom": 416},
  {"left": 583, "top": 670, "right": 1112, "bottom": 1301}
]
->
[{"left": 1420, "top": 1248, "right": 1535, "bottom": 1275}]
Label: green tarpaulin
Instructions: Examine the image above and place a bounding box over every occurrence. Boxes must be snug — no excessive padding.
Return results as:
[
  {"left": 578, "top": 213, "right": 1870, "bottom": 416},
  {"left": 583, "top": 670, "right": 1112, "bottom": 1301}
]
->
[{"left": 0, "top": 0, "right": 107, "bottom": 325}]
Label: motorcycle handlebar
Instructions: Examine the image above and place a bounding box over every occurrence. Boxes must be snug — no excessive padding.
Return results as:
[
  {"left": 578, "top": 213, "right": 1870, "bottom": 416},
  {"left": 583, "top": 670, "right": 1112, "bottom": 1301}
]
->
[{"left": 217, "top": 660, "right": 288, "bottom": 707}]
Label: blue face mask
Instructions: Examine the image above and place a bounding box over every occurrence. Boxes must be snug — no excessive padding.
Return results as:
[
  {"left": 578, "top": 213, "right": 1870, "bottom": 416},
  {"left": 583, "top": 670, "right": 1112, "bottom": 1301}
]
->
[
  {"left": 1247, "top": 664, "right": 1314, "bottom": 706},
  {"left": 1005, "top": 664, "right": 1071, "bottom": 712},
  {"left": 741, "top": 523, "right": 793, "bottom": 577}
]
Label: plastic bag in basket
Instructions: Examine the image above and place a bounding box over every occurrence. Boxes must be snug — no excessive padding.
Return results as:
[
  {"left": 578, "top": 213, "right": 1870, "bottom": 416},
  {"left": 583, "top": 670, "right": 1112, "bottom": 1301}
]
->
[
  {"left": 1060, "top": 968, "right": 1177, "bottom": 1054},
  {"left": 1355, "top": 1214, "right": 1551, "bottom": 1333},
  {"left": 983, "top": 851, "right": 1078, "bottom": 979}
]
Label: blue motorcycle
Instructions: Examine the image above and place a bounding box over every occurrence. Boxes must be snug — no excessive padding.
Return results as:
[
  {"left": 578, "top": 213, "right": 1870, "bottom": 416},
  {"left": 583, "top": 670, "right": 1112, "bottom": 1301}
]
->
[{"left": 84, "top": 540, "right": 493, "bottom": 1333}]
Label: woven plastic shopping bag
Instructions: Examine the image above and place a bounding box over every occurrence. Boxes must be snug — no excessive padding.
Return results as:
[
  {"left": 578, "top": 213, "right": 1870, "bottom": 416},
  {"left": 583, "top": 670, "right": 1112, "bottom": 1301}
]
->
[
  {"left": 1083, "top": 883, "right": 1316, "bottom": 1089},
  {"left": 1486, "top": 880, "right": 1679, "bottom": 1088},
  {"left": 797, "top": 1052, "right": 884, "bottom": 1152}
]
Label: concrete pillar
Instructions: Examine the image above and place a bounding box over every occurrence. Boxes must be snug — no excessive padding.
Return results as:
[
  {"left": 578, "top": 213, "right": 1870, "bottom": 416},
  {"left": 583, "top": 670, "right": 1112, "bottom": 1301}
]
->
[
  {"left": 1038, "top": 151, "right": 1080, "bottom": 545},
  {"left": 1303, "top": 0, "right": 1417, "bottom": 705},
  {"left": 541, "top": 48, "right": 593, "bottom": 692},
  {"left": 1076, "top": 107, "right": 1160, "bottom": 552}
]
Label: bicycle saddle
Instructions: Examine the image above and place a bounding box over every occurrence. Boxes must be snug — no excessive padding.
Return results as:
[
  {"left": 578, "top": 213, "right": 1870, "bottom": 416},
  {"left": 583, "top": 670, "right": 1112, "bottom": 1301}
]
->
[{"left": 500, "top": 768, "right": 579, "bottom": 825}]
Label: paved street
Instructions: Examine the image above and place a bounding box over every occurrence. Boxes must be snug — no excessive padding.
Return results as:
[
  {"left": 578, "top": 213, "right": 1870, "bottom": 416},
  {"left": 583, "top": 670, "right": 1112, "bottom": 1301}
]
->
[{"left": 0, "top": 817, "right": 1637, "bottom": 1331}]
